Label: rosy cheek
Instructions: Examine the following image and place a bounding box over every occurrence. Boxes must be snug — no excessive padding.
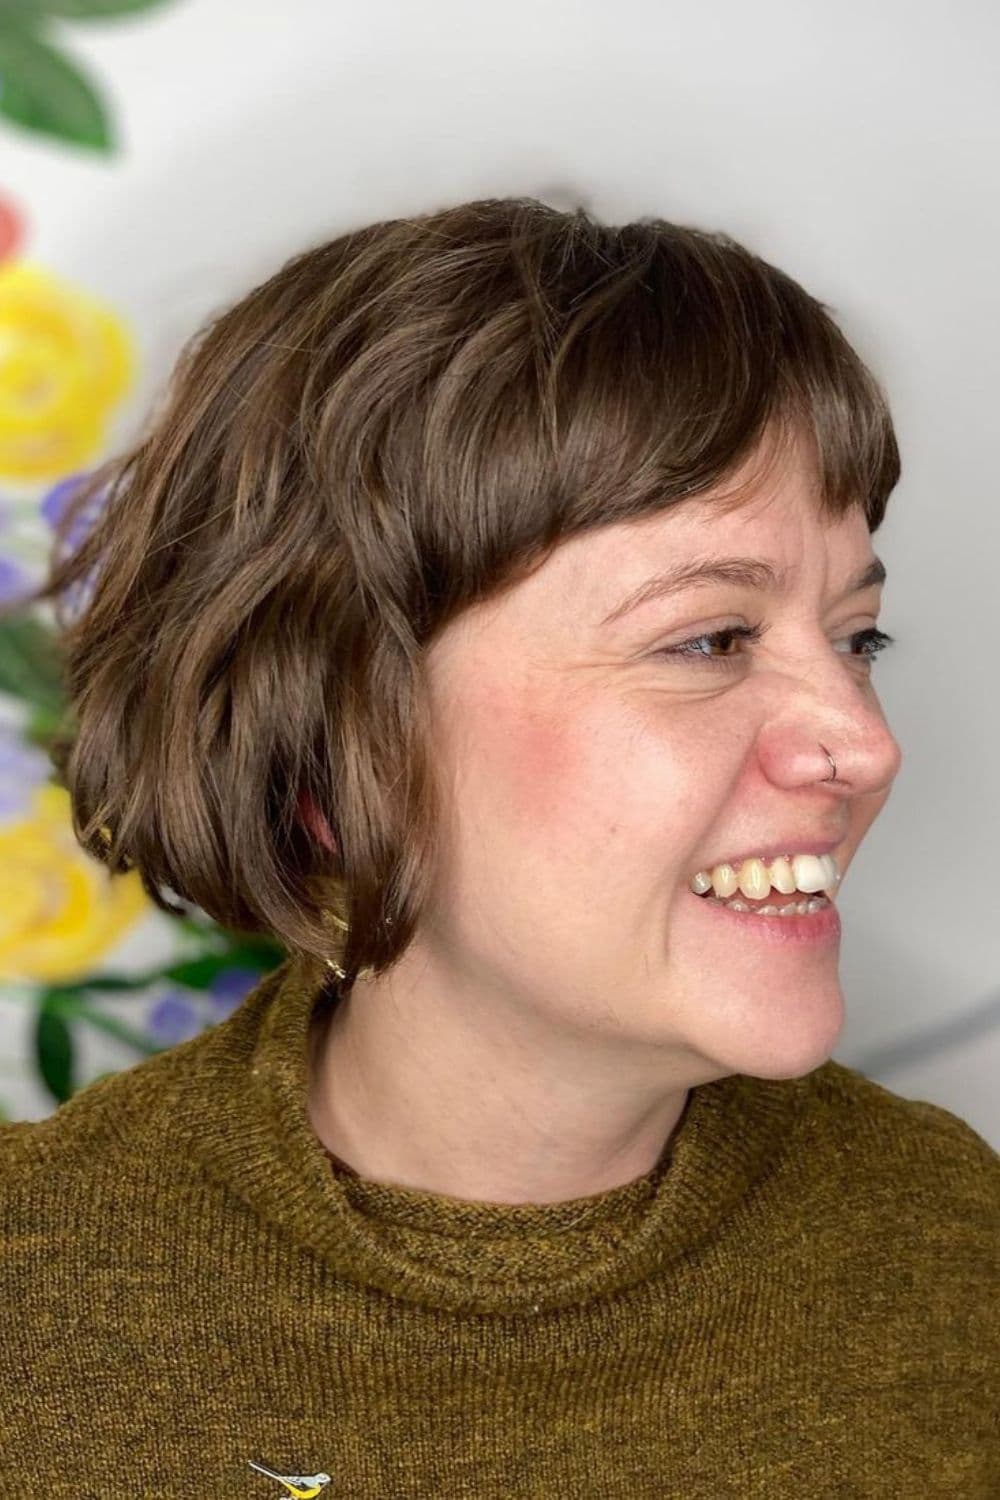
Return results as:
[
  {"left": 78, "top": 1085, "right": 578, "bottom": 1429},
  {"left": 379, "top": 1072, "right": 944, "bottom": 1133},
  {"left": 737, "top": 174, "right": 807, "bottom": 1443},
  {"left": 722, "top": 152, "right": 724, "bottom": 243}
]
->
[
  {"left": 499, "top": 714, "right": 583, "bottom": 827},
  {"left": 455, "top": 665, "right": 608, "bottom": 837}
]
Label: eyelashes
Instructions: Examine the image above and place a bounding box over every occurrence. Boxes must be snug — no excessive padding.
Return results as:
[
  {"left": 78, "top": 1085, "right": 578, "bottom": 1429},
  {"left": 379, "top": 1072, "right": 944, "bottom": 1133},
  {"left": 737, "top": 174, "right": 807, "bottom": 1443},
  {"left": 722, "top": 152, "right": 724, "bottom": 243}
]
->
[{"left": 657, "top": 623, "right": 896, "bottom": 669}]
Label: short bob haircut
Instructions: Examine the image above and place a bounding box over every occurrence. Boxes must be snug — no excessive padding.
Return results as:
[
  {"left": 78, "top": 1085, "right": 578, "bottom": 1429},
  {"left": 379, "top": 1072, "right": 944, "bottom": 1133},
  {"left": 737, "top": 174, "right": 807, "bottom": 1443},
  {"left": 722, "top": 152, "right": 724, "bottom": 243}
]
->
[{"left": 7, "top": 196, "right": 900, "bottom": 986}]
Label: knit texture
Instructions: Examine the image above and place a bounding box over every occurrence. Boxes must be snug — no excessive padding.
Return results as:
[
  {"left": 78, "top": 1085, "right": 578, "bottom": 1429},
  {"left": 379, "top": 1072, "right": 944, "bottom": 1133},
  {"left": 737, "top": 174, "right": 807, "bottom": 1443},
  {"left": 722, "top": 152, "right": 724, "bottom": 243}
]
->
[{"left": 2, "top": 952, "right": 998, "bottom": 1497}]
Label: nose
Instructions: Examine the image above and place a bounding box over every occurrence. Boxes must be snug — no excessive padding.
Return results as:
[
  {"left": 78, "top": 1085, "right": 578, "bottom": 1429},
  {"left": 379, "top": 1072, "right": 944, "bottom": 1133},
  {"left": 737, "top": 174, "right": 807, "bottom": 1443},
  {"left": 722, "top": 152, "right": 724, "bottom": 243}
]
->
[{"left": 758, "top": 665, "right": 903, "bottom": 796}]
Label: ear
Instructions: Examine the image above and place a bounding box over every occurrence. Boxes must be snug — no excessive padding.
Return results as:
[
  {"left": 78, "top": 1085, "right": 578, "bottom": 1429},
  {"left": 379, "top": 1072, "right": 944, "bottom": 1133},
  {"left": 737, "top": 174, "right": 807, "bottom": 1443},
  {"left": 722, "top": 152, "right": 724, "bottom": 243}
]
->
[{"left": 297, "top": 789, "right": 338, "bottom": 853}]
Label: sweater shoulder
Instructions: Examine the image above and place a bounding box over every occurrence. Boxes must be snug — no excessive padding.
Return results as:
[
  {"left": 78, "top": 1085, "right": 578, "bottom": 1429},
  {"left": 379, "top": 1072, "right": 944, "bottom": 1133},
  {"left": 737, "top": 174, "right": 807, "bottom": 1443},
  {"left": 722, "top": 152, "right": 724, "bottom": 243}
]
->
[
  {"left": 0, "top": 962, "right": 291, "bottom": 1191},
  {"left": 0, "top": 1017, "right": 229, "bottom": 1190},
  {"left": 798, "top": 1055, "right": 1000, "bottom": 1211}
]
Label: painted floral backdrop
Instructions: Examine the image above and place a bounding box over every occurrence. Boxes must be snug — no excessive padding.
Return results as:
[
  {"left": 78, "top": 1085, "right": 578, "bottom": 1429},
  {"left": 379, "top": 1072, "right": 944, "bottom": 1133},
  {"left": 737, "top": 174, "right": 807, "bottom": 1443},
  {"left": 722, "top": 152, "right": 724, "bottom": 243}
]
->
[{"left": 0, "top": 0, "right": 286, "bottom": 1120}]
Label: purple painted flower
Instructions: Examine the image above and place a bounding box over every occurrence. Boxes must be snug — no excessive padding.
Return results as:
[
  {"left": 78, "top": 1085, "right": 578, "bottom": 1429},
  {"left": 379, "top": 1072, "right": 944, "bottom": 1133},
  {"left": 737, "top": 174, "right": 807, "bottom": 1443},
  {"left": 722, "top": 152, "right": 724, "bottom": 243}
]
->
[
  {"left": 147, "top": 991, "right": 202, "bottom": 1047},
  {"left": 0, "top": 496, "right": 35, "bottom": 606},
  {"left": 0, "top": 554, "right": 32, "bottom": 607},
  {"left": 0, "top": 728, "right": 53, "bottom": 819},
  {"left": 40, "top": 473, "right": 106, "bottom": 548},
  {"left": 146, "top": 969, "right": 260, "bottom": 1049},
  {"left": 207, "top": 966, "right": 260, "bottom": 1020},
  {"left": 35, "top": 472, "right": 110, "bottom": 620}
]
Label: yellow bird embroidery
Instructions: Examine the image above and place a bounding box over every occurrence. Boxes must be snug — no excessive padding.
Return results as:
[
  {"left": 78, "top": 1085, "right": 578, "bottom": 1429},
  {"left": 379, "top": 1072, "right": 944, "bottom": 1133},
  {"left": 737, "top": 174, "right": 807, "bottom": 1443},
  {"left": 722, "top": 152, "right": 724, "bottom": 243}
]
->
[{"left": 247, "top": 1458, "right": 333, "bottom": 1496}]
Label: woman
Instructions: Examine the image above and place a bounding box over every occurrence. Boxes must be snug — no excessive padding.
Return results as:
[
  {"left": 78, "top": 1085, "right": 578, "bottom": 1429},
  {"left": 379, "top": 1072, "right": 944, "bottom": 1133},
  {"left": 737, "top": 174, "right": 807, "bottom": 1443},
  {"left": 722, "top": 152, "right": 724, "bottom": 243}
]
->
[{"left": 2, "top": 197, "right": 997, "bottom": 1496}]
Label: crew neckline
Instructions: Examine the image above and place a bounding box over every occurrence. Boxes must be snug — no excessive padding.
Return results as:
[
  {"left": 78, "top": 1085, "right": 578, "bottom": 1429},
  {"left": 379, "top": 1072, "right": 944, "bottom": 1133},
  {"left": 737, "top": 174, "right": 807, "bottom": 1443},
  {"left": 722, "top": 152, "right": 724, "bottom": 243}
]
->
[{"left": 188, "top": 954, "right": 809, "bottom": 1316}]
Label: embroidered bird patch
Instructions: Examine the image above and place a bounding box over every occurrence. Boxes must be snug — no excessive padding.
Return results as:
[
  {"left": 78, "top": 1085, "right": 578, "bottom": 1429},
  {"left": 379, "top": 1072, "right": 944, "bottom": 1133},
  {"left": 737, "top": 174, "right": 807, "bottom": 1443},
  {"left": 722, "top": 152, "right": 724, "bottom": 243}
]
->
[{"left": 247, "top": 1458, "right": 333, "bottom": 1496}]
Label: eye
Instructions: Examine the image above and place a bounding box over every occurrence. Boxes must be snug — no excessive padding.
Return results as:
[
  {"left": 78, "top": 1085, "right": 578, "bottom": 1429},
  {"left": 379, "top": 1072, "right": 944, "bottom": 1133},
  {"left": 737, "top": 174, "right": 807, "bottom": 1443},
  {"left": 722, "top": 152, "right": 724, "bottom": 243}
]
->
[{"left": 656, "top": 624, "right": 896, "bottom": 668}]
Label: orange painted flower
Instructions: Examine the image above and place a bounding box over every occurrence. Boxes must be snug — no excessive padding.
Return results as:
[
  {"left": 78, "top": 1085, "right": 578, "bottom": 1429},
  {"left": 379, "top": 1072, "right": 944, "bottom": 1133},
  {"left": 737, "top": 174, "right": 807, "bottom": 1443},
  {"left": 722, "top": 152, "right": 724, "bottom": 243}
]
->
[
  {"left": 0, "top": 194, "right": 25, "bottom": 262},
  {"left": 0, "top": 261, "right": 135, "bottom": 481}
]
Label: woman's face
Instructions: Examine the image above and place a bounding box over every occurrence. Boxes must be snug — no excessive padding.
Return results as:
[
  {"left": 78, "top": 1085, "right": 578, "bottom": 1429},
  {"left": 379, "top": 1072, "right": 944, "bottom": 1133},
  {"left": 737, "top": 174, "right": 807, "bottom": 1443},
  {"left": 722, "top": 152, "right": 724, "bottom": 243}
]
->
[{"left": 418, "top": 431, "right": 902, "bottom": 1087}]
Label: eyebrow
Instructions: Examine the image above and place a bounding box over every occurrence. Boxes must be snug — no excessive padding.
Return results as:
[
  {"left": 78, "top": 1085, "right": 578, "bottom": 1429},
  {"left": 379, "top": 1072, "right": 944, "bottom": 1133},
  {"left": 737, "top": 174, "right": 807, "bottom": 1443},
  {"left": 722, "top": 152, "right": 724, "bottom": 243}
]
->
[{"left": 600, "top": 554, "right": 887, "bottom": 627}]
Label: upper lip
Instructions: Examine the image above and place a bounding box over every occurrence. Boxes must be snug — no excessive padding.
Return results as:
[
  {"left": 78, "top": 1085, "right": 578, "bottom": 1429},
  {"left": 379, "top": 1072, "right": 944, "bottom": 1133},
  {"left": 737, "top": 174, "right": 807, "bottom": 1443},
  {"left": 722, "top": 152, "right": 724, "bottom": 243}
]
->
[{"left": 694, "top": 837, "right": 845, "bottom": 873}]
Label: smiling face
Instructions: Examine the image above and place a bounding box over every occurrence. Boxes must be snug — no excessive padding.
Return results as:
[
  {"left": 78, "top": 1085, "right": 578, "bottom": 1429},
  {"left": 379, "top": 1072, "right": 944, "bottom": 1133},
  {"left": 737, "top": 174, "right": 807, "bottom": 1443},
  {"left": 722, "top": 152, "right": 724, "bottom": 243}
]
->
[{"left": 413, "top": 425, "right": 903, "bottom": 1087}]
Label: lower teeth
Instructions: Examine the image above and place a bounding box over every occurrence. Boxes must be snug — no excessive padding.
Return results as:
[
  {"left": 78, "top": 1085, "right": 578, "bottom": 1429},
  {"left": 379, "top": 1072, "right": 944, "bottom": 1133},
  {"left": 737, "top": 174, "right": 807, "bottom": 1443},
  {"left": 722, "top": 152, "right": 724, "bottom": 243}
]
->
[{"left": 705, "top": 896, "right": 830, "bottom": 917}]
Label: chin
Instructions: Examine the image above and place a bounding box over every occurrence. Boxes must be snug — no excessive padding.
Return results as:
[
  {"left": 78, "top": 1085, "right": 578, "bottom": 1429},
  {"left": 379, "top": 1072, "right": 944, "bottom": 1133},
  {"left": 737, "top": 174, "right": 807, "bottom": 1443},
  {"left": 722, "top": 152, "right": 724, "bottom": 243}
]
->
[{"left": 693, "top": 983, "right": 847, "bottom": 1083}]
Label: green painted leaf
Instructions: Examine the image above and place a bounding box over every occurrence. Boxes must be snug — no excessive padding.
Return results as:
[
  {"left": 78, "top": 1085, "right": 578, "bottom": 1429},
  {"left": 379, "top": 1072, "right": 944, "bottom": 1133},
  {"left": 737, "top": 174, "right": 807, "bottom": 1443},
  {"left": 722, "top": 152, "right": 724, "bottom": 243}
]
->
[
  {"left": 23, "top": 701, "right": 71, "bottom": 752},
  {"left": 57, "top": 995, "right": 160, "bottom": 1053},
  {"left": 13, "top": 0, "right": 177, "bottom": 17},
  {"left": 0, "top": 4, "right": 45, "bottom": 23},
  {"left": 160, "top": 954, "right": 263, "bottom": 990},
  {"left": 39, "top": 973, "right": 151, "bottom": 996},
  {"left": 0, "top": 18, "right": 114, "bottom": 151},
  {"left": 26, "top": 948, "right": 277, "bottom": 1003},
  {"left": 0, "top": 616, "right": 66, "bottom": 715},
  {"left": 35, "top": 992, "right": 75, "bottom": 1102}
]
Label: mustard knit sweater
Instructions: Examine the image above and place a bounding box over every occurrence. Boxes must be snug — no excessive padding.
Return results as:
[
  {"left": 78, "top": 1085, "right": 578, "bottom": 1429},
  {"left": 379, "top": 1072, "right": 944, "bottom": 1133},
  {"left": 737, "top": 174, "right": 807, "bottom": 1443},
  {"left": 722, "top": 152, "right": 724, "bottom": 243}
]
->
[{"left": 2, "top": 954, "right": 998, "bottom": 1498}]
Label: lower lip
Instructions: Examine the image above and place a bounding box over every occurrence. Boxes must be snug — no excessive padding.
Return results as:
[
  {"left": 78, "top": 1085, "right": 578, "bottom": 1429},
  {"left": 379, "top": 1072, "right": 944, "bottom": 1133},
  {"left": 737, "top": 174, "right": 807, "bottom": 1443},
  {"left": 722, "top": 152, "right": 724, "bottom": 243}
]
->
[{"left": 689, "top": 892, "right": 841, "bottom": 944}]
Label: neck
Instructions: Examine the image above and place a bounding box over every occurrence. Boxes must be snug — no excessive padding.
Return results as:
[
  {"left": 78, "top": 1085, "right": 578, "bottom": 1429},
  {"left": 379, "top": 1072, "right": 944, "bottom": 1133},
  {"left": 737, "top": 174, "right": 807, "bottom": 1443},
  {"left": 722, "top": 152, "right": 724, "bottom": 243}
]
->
[{"left": 305, "top": 952, "right": 695, "bottom": 1206}]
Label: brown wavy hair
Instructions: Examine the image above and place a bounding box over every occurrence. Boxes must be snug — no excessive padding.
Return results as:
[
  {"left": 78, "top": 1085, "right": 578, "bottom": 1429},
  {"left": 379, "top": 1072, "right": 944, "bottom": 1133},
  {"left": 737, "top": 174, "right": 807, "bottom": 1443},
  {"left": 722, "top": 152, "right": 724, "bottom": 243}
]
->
[{"left": 4, "top": 195, "right": 900, "bottom": 985}]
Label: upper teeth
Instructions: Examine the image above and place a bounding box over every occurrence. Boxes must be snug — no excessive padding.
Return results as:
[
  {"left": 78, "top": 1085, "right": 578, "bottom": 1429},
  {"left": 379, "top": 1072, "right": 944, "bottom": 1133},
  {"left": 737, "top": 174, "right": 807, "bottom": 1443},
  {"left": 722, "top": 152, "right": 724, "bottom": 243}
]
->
[{"left": 689, "top": 853, "right": 841, "bottom": 900}]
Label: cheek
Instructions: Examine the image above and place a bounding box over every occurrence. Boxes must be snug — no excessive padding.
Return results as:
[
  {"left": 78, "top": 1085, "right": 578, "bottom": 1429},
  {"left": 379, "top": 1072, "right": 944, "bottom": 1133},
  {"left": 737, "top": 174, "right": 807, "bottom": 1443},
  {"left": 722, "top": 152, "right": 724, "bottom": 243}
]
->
[
  {"left": 469, "top": 678, "right": 613, "bottom": 840},
  {"left": 503, "top": 713, "right": 590, "bottom": 827},
  {"left": 435, "top": 668, "right": 587, "bottom": 834},
  {"left": 457, "top": 674, "right": 735, "bottom": 855},
  {"left": 499, "top": 701, "right": 677, "bottom": 847}
]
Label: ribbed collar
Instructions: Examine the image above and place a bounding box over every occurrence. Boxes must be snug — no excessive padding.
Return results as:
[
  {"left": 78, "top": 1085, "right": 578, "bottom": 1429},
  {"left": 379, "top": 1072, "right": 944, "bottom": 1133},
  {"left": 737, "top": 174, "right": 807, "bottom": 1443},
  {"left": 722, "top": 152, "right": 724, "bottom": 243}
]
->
[{"left": 187, "top": 954, "right": 809, "bottom": 1316}]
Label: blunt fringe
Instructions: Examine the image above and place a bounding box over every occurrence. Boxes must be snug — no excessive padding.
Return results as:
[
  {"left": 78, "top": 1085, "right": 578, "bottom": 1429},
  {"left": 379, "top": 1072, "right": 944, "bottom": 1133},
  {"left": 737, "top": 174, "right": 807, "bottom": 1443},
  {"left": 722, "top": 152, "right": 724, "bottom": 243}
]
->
[{"left": 4, "top": 196, "right": 900, "bottom": 986}]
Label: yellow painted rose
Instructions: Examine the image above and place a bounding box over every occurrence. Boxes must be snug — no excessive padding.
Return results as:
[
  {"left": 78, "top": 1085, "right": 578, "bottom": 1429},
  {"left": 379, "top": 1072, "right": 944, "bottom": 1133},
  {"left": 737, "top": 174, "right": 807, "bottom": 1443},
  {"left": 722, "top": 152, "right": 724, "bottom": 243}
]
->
[
  {"left": 0, "top": 261, "right": 135, "bottom": 482},
  {"left": 0, "top": 782, "right": 149, "bottom": 983}
]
